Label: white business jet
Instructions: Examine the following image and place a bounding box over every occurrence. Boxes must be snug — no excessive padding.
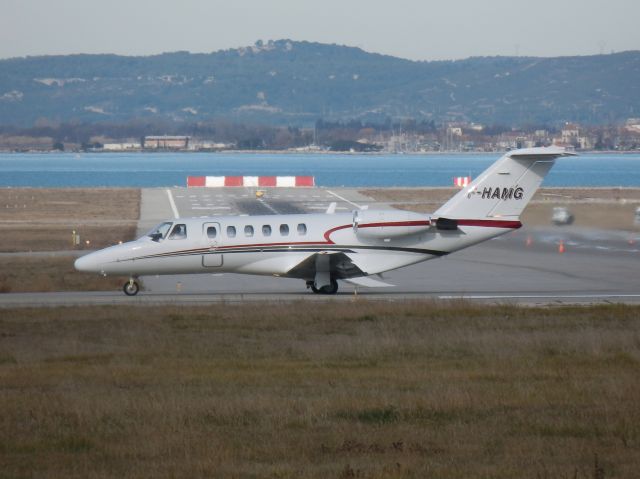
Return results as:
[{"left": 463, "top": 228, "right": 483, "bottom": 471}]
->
[{"left": 75, "top": 147, "right": 573, "bottom": 295}]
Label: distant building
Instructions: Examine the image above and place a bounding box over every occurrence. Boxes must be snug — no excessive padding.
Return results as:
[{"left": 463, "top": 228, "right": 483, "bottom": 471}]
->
[
  {"left": 561, "top": 123, "right": 580, "bottom": 145},
  {"left": 497, "top": 132, "right": 529, "bottom": 150},
  {"left": 192, "top": 141, "right": 233, "bottom": 150},
  {"left": 625, "top": 118, "right": 640, "bottom": 133},
  {"left": 534, "top": 129, "right": 548, "bottom": 138},
  {"left": 143, "top": 136, "right": 190, "bottom": 149},
  {"left": 556, "top": 123, "right": 592, "bottom": 149},
  {"left": 103, "top": 142, "right": 141, "bottom": 151}
]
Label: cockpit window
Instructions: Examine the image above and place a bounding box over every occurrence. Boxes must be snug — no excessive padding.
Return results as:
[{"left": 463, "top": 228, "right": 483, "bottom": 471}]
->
[
  {"left": 146, "top": 222, "right": 173, "bottom": 241},
  {"left": 168, "top": 223, "right": 187, "bottom": 239}
]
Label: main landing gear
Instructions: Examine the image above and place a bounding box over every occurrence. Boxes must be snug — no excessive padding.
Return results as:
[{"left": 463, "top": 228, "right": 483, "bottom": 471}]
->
[
  {"left": 306, "top": 279, "right": 339, "bottom": 295},
  {"left": 123, "top": 278, "right": 140, "bottom": 296}
]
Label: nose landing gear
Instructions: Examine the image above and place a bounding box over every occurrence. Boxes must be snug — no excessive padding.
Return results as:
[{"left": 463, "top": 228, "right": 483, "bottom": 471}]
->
[{"left": 123, "top": 278, "right": 140, "bottom": 296}]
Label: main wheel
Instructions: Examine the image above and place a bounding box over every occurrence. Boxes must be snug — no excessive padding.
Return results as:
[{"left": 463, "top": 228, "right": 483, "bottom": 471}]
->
[
  {"left": 311, "top": 279, "right": 338, "bottom": 295},
  {"left": 322, "top": 279, "right": 339, "bottom": 295},
  {"left": 123, "top": 280, "right": 140, "bottom": 296}
]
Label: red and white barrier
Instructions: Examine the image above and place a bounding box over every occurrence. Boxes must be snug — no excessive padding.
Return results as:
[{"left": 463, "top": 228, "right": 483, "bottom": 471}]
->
[
  {"left": 453, "top": 176, "right": 471, "bottom": 188},
  {"left": 187, "top": 176, "right": 315, "bottom": 187}
]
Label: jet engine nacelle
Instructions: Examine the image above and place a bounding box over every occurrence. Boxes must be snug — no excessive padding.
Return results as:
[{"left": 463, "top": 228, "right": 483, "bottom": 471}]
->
[{"left": 353, "top": 209, "right": 431, "bottom": 239}]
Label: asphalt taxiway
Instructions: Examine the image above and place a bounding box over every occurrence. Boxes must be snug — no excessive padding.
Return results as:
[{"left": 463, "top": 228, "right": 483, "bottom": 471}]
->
[
  {"left": 137, "top": 186, "right": 640, "bottom": 301},
  {"left": 1, "top": 186, "right": 639, "bottom": 307}
]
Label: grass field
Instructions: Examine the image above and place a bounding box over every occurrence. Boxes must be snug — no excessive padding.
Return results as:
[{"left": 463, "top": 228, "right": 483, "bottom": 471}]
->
[
  {"left": 0, "top": 256, "right": 125, "bottom": 293},
  {"left": 0, "top": 188, "right": 139, "bottom": 252},
  {"left": 1, "top": 302, "right": 639, "bottom": 478},
  {"left": 0, "top": 188, "right": 139, "bottom": 292}
]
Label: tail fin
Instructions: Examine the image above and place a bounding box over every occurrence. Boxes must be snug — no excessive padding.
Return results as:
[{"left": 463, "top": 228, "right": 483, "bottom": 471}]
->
[{"left": 435, "top": 147, "right": 575, "bottom": 220}]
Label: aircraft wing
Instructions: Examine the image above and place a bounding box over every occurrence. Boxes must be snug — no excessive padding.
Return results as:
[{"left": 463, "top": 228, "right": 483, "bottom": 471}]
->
[
  {"left": 285, "top": 251, "right": 400, "bottom": 288},
  {"left": 285, "top": 251, "right": 365, "bottom": 280}
]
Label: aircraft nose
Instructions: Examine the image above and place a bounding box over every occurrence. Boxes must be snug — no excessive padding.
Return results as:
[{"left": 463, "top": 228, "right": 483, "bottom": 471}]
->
[{"left": 74, "top": 253, "right": 101, "bottom": 273}]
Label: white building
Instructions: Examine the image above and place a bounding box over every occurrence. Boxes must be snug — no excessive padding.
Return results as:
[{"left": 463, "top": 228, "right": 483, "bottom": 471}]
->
[
  {"left": 143, "top": 136, "right": 190, "bottom": 149},
  {"left": 102, "top": 143, "right": 141, "bottom": 151}
]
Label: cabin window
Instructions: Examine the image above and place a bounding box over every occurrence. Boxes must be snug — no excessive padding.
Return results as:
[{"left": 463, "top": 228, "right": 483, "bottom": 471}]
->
[
  {"left": 280, "top": 224, "right": 289, "bottom": 236},
  {"left": 244, "top": 225, "right": 254, "bottom": 237},
  {"left": 168, "top": 223, "right": 187, "bottom": 239},
  {"left": 262, "top": 224, "right": 272, "bottom": 237},
  {"left": 227, "top": 226, "right": 236, "bottom": 238},
  {"left": 297, "top": 223, "right": 307, "bottom": 235},
  {"left": 206, "top": 226, "right": 217, "bottom": 239}
]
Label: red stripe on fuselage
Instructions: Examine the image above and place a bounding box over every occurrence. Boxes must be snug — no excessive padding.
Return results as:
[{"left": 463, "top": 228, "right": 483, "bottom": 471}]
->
[
  {"left": 323, "top": 224, "right": 351, "bottom": 242},
  {"left": 141, "top": 219, "right": 520, "bottom": 259},
  {"left": 456, "top": 219, "right": 522, "bottom": 229}
]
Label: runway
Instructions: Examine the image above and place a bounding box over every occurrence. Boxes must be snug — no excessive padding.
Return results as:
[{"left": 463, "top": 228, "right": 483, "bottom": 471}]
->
[
  {"left": 2, "top": 186, "right": 639, "bottom": 307},
  {"left": 136, "top": 186, "right": 372, "bottom": 235}
]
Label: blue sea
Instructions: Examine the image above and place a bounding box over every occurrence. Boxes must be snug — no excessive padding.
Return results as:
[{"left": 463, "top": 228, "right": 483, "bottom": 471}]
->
[{"left": 0, "top": 152, "right": 639, "bottom": 187}]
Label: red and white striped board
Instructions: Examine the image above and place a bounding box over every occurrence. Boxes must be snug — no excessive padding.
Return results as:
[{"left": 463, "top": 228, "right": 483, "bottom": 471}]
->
[
  {"left": 453, "top": 176, "right": 471, "bottom": 188},
  {"left": 187, "top": 176, "right": 315, "bottom": 187}
]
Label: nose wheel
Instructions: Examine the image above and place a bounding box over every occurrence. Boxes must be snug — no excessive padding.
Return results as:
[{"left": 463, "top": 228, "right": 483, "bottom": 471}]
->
[{"left": 123, "top": 278, "right": 140, "bottom": 296}]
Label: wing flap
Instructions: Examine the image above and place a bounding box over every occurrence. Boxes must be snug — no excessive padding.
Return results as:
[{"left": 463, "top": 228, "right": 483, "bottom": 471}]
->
[{"left": 344, "top": 276, "right": 395, "bottom": 288}]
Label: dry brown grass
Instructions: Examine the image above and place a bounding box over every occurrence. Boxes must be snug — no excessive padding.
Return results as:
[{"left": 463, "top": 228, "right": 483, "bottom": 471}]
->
[
  {"left": 361, "top": 187, "right": 459, "bottom": 205},
  {"left": 0, "top": 256, "right": 126, "bottom": 293},
  {"left": 522, "top": 203, "right": 640, "bottom": 230},
  {"left": 0, "top": 188, "right": 140, "bottom": 251},
  {"left": 1, "top": 302, "right": 639, "bottom": 478},
  {"left": 362, "top": 188, "right": 640, "bottom": 230},
  {"left": 0, "top": 224, "right": 138, "bottom": 252},
  {"left": 0, "top": 188, "right": 140, "bottom": 221},
  {"left": 362, "top": 187, "right": 640, "bottom": 205}
]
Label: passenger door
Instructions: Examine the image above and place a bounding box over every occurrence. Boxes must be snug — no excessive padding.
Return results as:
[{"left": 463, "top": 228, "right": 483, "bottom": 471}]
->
[{"left": 202, "top": 222, "right": 223, "bottom": 267}]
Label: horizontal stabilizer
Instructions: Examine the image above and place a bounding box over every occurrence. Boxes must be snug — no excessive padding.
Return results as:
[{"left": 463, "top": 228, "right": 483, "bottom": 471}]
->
[
  {"left": 508, "top": 147, "right": 577, "bottom": 158},
  {"left": 344, "top": 276, "right": 395, "bottom": 288}
]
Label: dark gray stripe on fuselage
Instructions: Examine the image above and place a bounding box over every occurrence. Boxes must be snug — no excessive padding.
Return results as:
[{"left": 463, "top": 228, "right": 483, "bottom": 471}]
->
[{"left": 132, "top": 244, "right": 448, "bottom": 262}]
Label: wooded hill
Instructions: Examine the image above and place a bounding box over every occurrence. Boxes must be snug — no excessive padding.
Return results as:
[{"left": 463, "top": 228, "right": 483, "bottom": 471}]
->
[{"left": 1, "top": 40, "right": 639, "bottom": 127}]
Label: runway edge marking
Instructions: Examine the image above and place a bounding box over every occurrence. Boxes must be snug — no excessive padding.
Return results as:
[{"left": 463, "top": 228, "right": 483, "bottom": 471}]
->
[
  {"left": 438, "top": 294, "right": 640, "bottom": 300},
  {"left": 166, "top": 189, "right": 180, "bottom": 219},
  {"left": 325, "top": 190, "right": 361, "bottom": 209}
]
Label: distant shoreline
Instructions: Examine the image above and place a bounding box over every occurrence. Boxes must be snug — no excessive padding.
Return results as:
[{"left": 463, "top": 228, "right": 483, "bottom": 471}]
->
[
  {"left": 2, "top": 151, "right": 639, "bottom": 188},
  {"left": 1, "top": 149, "right": 639, "bottom": 155}
]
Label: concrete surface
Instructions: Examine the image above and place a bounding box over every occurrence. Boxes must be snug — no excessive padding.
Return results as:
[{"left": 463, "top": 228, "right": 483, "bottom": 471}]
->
[{"left": 1, "top": 186, "right": 638, "bottom": 307}]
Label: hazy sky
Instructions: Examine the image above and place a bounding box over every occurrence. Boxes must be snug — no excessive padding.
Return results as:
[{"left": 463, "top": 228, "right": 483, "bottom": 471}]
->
[{"left": 2, "top": 0, "right": 639, "bottom": 60}]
